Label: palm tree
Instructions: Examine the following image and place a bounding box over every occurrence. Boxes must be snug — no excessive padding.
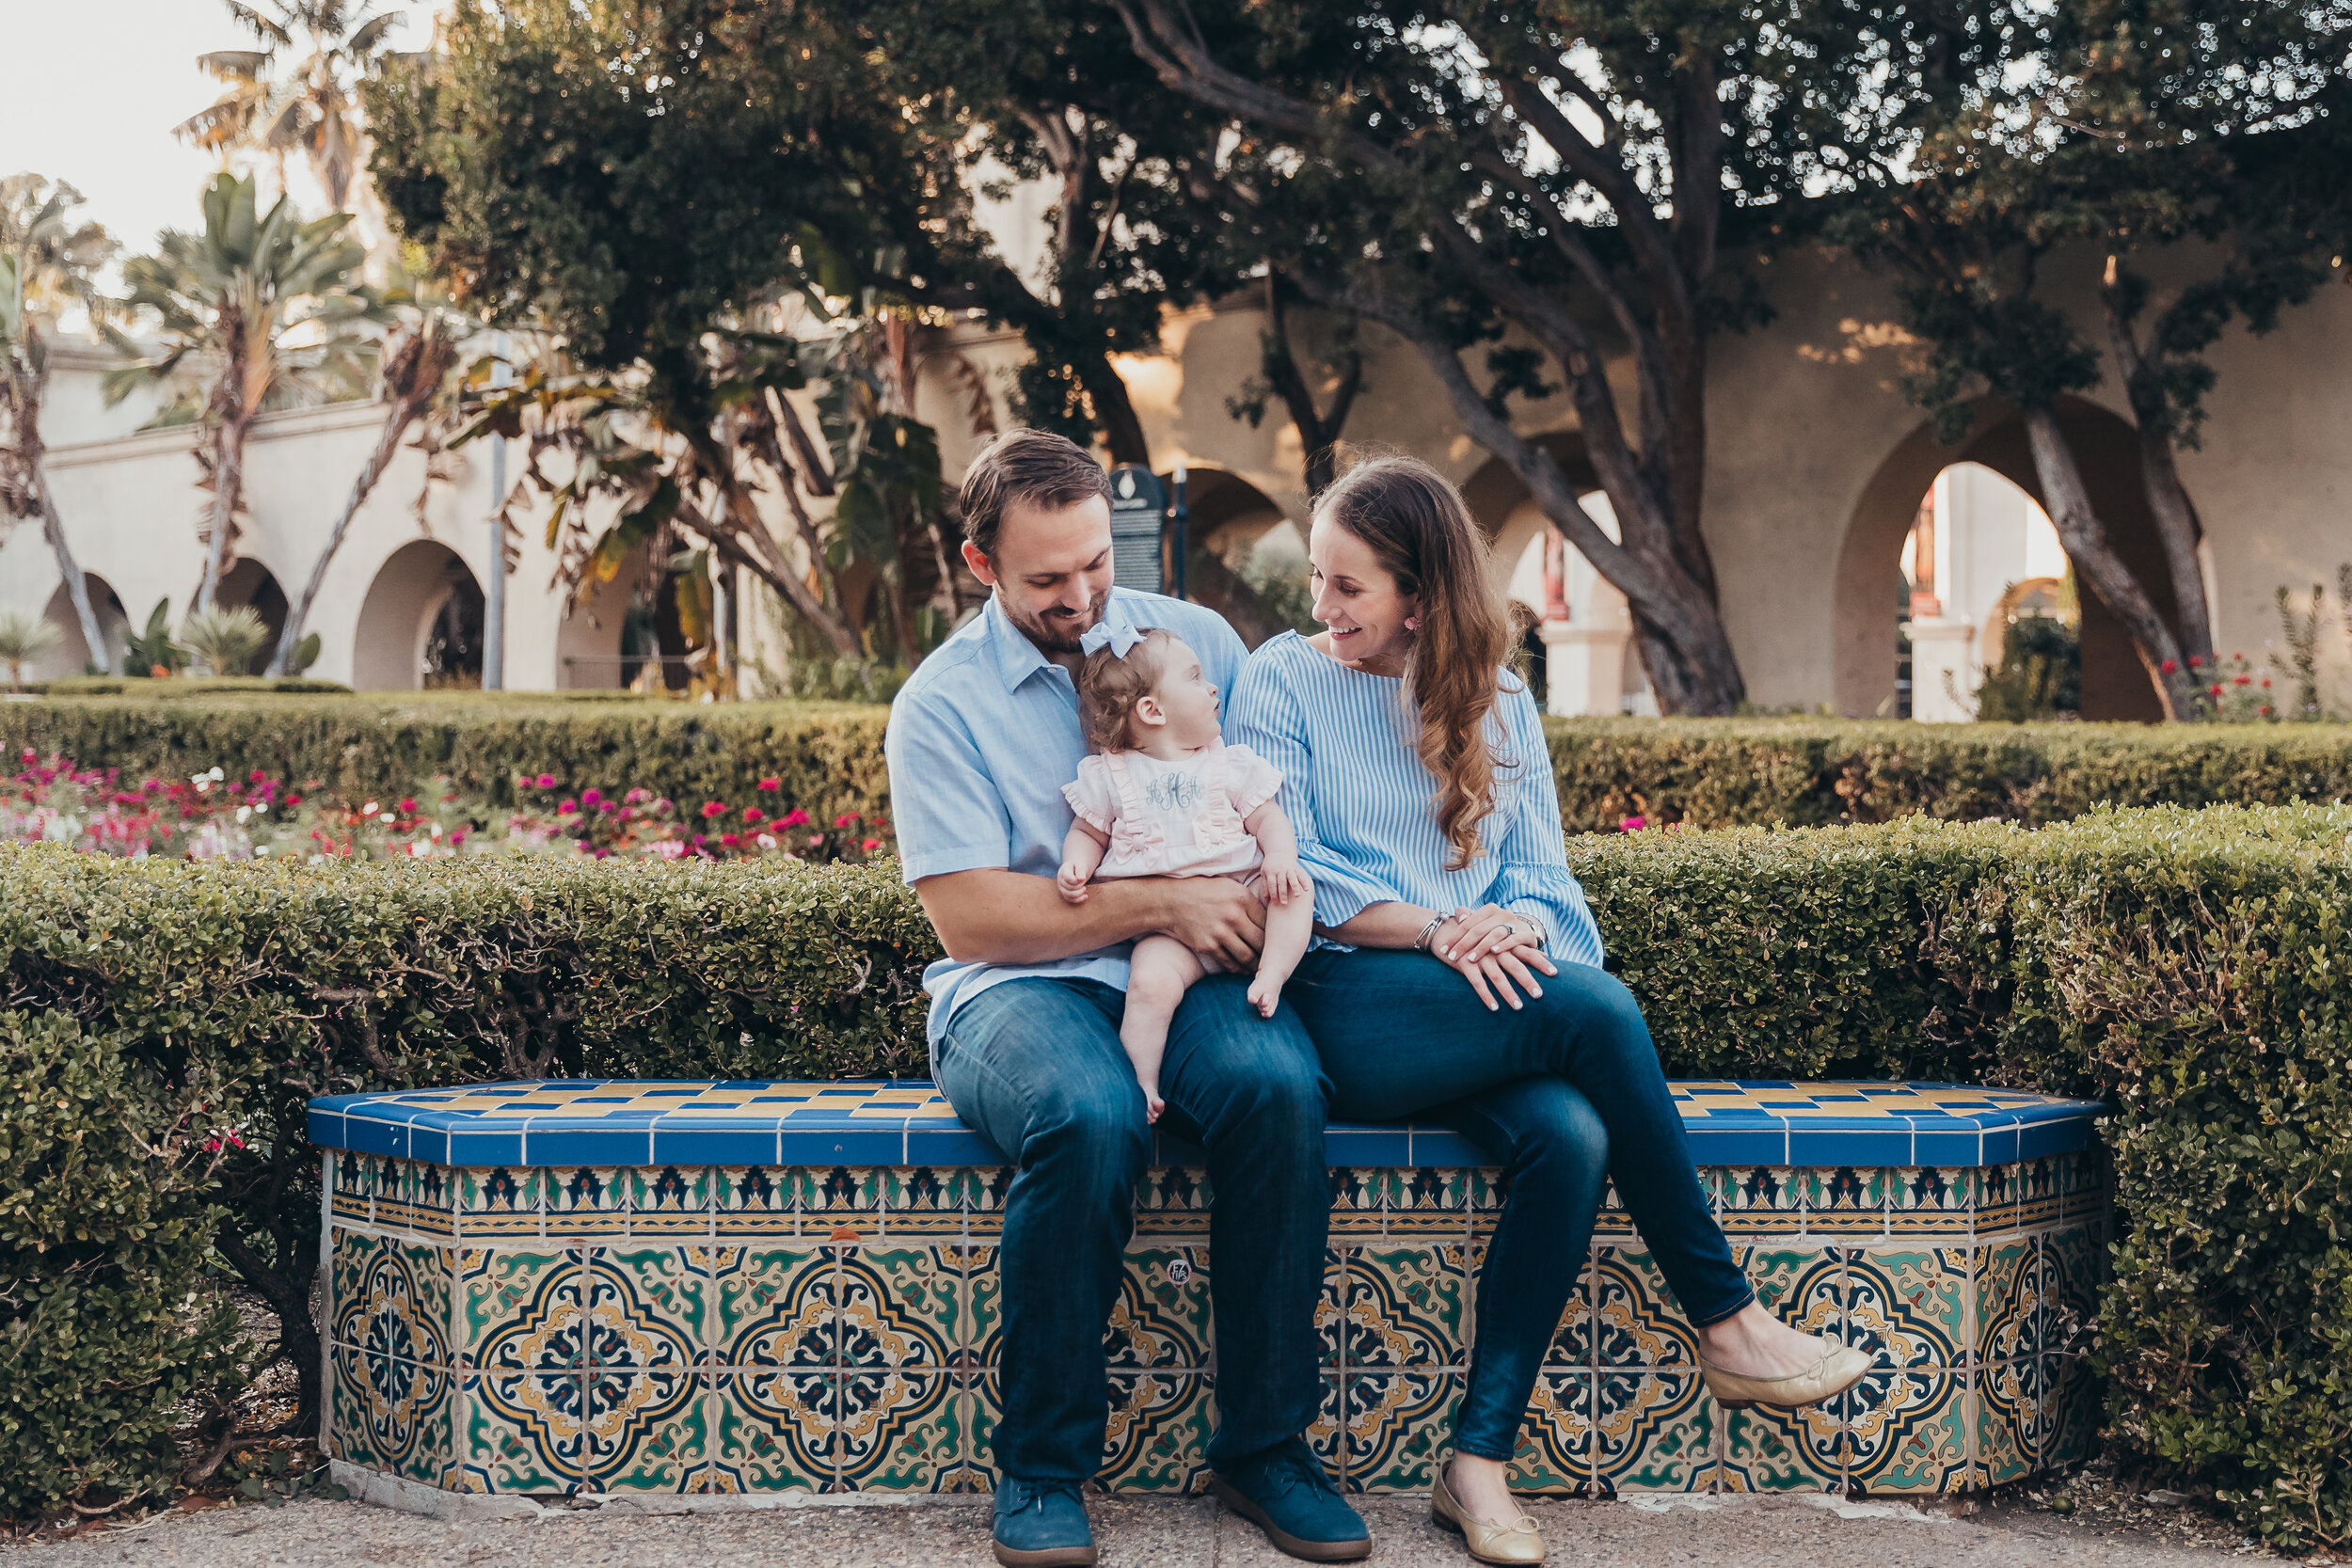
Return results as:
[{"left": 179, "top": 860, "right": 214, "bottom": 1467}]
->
[
  {"left": 0, "top": 606, "right": 65, "bottom": 691},
  {"left": 272, "top": 265, "right": 471, "bottom": 673},
  {"left": 104, "top": 172, "right": 385, "bottom": 611},
  {"left": 175, "top": 0, "right": 411, "bottom": 245},
  {"left": 0, "top": 176, "right": 117, "bottom": 673},
  {"left": 180, "top": 602, "right": 271, "bottom": 676}
]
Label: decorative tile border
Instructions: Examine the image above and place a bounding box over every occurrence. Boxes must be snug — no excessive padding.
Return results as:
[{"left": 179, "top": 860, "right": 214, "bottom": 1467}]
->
[{"left": 326, "top": 1160, "right": 2106, "bottom": 1498}]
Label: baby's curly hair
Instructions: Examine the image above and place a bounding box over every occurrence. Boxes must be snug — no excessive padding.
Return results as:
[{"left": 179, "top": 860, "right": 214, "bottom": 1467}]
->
[{"left": 1075, "top": 628, "right": 1182, "bottom": 754}]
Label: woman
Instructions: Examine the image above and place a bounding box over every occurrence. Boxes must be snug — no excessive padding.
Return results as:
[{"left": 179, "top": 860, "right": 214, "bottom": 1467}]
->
[{"left": 1229, "top": 456, "right": 1865, "bottom": 1564}]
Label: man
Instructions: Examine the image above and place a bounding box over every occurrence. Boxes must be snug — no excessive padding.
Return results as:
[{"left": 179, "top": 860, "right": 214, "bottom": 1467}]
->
[{"left": 885, "top": 430, "right": 1370, "bottom": 1567}]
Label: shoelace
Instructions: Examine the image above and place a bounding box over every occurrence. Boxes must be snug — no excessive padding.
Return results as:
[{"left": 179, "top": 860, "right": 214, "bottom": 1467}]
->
[
  {"left": 1256, "top": 1448, "right": 1329, "bottom": 1500},
  {"left": 1003, "top": 1479, "right": 1084, "bottom": 1515}
]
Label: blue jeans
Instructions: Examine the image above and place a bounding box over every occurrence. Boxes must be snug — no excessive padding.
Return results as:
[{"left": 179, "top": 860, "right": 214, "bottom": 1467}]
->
[
  {"left": 934, "top": 974, "right": 1331, "bottom": 1481},
  {"left": 1287, "top": 948, "right": 1753, "bottom": 1463}
]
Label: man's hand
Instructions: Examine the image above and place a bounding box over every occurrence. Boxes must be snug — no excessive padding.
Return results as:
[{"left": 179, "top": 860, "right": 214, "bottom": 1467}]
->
[
  {"left": 1057, "top": 861, "right": 1091, "bottom": 904},
  {"left": 1258, "top": 855, "right": 1312, "bottom": 907},
  {"left": 1158, "top": 878, "right": 1267, "bottom": 968}
]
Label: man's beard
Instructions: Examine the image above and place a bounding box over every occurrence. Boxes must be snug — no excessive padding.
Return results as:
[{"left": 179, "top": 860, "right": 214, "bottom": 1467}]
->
[{"left": 1000, "top": 585, "right": 1110, "bottom": 655}]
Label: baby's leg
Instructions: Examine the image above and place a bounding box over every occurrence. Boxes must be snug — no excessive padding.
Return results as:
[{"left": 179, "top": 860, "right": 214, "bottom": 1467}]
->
[
  {"left": 1247, "top": 885, "right": 1317, "bottom": 1020},
  {"left": 1121, "top": 935, "right": 1205, "bottom": 1125}
]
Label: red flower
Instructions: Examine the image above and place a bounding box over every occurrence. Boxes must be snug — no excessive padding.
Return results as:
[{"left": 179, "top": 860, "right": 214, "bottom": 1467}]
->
[
  {"left": 399, "top": 797, "right": 418, "bottom": 813},
  {"left": 2187, "top": 655, "right": 2202, "bottom": 669},
  {"left": 2211, "top": 684, "right": 2224, "bottom": 697},
  {"left": 720, "top": 832, "right": 741, "bottom": 847},
  {"left": 1619, "top": 815, "right": 1647, "bottom": 832},
  {"left": 2260, "top": 705, "right": 2274, "bottom": 716},
  {"left": 778, "top": 808, "right": 811, "bottom": 829},
  {"left": 834, "top": 812, "right": 861, "bottom": 829},
  {"left": 285, "top": 793, "right": 302, "bottom": 807},
  {"left": 249, "top": 768, "right": 267, "bottom": 783},
  {"left": 2160, "top": 659, "right": 2178, "bottom": 674},
  {"left": 701, "top": 800, "right": 729, "bottom": 819},
  {"left": 861, "top": 837, "right": 883, "bottom": 853},
  {"left": 756, "top": 777, "right": 781, "bottom": 791},
  {"left": 741, "top": 808, "right": 765, "bottom": 825},
  {"left": 2233, "top": 674, "right": 2251, "bottom": 687}
]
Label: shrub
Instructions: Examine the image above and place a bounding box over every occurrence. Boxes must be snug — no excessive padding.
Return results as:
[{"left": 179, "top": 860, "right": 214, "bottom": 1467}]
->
[
  {"left": 0, "top": 1009, "right": 246, "bottom": 1516},
  {"left": 8, "top": 697, "right": 2352, "bottom": 839},
  {"left": 3, "top": 809, "right": 2350, "bottom": 1543}
]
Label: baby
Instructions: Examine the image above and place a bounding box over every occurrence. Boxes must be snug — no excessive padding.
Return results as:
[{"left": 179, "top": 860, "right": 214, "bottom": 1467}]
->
[{"left": 1058, "top": 619, "right": 1315, "bottom": 1122}]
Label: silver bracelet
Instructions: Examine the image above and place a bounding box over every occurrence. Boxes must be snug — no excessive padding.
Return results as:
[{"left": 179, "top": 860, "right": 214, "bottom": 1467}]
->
[{"left": 1413, "top": 911, "right": 1450, "bottom": 953}]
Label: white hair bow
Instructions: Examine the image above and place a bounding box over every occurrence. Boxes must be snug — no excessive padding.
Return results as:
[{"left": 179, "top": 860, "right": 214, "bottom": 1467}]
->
[{"left": 1079, "top": 616, "right": 1149, "bottom": 659}]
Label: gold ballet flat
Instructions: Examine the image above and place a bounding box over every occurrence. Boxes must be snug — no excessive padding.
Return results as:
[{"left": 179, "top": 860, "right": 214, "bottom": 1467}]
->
[
  {"left": 1698, "top": 1336, "right": 1871, "bottom": 1411},
  {"left": 1430, "top": 1463, "right": 1545, "bottom": 1566}
]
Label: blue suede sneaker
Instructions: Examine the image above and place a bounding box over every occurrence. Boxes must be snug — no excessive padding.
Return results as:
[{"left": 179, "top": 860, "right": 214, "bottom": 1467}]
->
[
  {"left": 1210, "top": 1437, "right": 1373, "bottom": 1561},
  {"left": 991, "top": 1478, "right": 1097, "bottom": 1568}
]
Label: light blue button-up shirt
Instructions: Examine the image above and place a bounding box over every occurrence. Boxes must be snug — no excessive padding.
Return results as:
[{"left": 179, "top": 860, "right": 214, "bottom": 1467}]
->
[{"left": 885, "top": 588, "right": 1249, "bottom": 1048}]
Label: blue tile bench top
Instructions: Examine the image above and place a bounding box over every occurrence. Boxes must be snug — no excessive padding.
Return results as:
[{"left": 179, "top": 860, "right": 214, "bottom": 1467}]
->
[{"left": 310, "top": 1078, "right": 2102, "bottom": 1171}]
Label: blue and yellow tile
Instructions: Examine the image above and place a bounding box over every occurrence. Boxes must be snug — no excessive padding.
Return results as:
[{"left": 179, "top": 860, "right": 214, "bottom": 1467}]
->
[
  {"left": 1719, "top": 1400, "right": 1843, "bottom": 1493},
  {"left": 1099, "top": 1372, "right": 1215, "bottom": 1494},
  {"left": 1592, "top": 1246, "right": 1701, "bottom": 1367},
  {"left": 458, "top": 1369, "right": 584, "bottom": 1493},
  {"left": 2041, "top": 1354, "right": 2099, "bottom": 1472},
  {"left": 1110, "top": 1246, "right": 1214, "bottom": 1370},
  {"left": 710, "top": 1243, "right": 834, "bottom": 1370},
  {"left": 1808, "top": 1166, "right": 1890, "bottom": 1237},
  {"left": 708, "top": 1369, "right": 834, "bottom": 1492},
  {"left": 838, "top": 1370, "right": 959, "bottom": 1491},
  {"left": 1509, "top": 1370, "right": 1593, "bottom": 1495},
  {"left": 713, "top": 1165, "right": 798, "bottom": 1238},
  {"left": 1351, "top": 1245, "right": 1470, "bottom": 1370},
  {"left": 839, "top": 1245, "right": 961, "bottom": 1368},
  {"left": 1716, "top": 1168, "right": 1805, "bottom": 1236},
  {"left": 547, "top": 1166, "right": 629, "bottom": 1237},
  {"left": 628, "top": 1166, "right": 711, "bottom": 1236},
  {"left": 587, "top": 1368, "right": 707, "bottom": 1491},
  {"left": 2043, "top": 1225, "right": 2103, "bottom": 1356},
  {"left": 588, "top": 1248, "right": 708, "bottom": 1376},
  {"left": 1737, "top": 1244, "right": 1841, "bottom": 1340},
  {"left": 1343, "top": 1371, "right": 1454, "bottom": 1492},
  {"left": 1595, "top": 1370, "right": 1713, "bottom": 1495},
  {"left": 1975, "top": 1240, "right": 2039, "bottom": 1367},
  {"left": 1844, "top": 1246, "right": 1968, "bottom": 1369},
  {"left": 1844, "top": 1370, "right": 1966, "bottom": 1493},
  {"left": 1973, "top": 1364, "right": 2034, "bottom": 1485},
  {"left": 457, "top": 1247, "right": 584, "bottom": 1377}
]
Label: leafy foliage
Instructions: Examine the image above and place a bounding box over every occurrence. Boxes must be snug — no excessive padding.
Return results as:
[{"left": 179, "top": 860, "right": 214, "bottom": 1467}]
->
[{"left": 1973, "top": 616, "right": 2082, "bottom": 722}]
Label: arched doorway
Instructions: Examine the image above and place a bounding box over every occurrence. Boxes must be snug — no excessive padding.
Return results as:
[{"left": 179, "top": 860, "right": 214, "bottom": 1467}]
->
[
  {"left": 1832, "top": 397, "right": 2184, "bottom": 721},
  {"left": 1173, "top": 467, "right": 1310, "bottom": 646},
  {"left": 212, "top": 559, "right": 290, "bottom": 675},
  {"left": 353, "top": 541, "right": 485, "bottom": 690},
  {"left": 36, "top": 574, "right": 130, "bottom": 680}
]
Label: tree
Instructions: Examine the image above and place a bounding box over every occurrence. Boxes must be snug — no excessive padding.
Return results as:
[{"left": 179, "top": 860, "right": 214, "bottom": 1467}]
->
[
  {"left": 1226, "top": 273, "right": 1365, "bottom": 500},
  {"left": 0, "top": 606, "right": 63, "bottom": 691},
  {"left": 1829, "top": 0, "right": 2352, "bottom": 721},
  {"left": 175, "top": 0, "right": 414, "bottom": 247},
  {"left": 0, "top": 175, "right": 118, "bottom": 673},
  {"left": 104, "top": 172, "right": 384, "bottom": 612},
  {"left": 1107, "top": 0, "right": 1956, "bottom": 713},
  {"left": 271, "top": 265, "right": 470, "bottom": 673}
]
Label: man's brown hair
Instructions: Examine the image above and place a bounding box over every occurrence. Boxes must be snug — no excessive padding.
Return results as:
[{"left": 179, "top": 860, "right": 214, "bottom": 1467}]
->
[{"left": 958, "top": 428, "right": 1112, "bottom": 560}]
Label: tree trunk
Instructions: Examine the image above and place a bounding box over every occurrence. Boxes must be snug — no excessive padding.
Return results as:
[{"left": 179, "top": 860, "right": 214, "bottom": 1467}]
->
[
  {"left": 2021, "top": 406, "right": 2200, "bottom": 721},
  {"left": 39, "top": 489, "right": 107, "bottom": 675},
  {"left": 197, "top": 417, "right": 247, "bottom": 614},
  {"left": 274, "top": 394, "right": 421, "bottom": 674},
  {"left": 2103, "top": 292, "right": 2216, "bottom": 664},
  {"left": 686, "top": 437, "right": 863, "bottom": 658}
]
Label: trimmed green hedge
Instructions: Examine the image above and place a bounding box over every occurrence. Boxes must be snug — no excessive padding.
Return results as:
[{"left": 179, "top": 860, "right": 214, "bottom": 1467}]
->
[
  {"left": 0, "top": 693, "right": 893, "bottom": 826},
  {"left": 8, "top": 696, "right": 2351, "bottom": 831},
  {"left": 3, "top": 806, "right": 2349, "bottom": 1543}
]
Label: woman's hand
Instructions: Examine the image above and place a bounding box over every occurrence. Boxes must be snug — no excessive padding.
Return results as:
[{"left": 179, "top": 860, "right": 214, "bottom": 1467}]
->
[{"left": 1434, "top": 904, "right": 1557, "bottom": 1011}]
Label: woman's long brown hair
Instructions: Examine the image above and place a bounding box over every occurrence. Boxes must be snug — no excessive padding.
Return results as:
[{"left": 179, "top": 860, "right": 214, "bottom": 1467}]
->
[{"left": 1314, "top": 455, "right": 1523, "bottom": 870}]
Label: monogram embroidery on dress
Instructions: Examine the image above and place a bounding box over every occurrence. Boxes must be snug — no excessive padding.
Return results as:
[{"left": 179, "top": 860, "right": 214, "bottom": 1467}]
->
[{"left": 1142, "top": 768, "right": 1202, "bottom": 813}]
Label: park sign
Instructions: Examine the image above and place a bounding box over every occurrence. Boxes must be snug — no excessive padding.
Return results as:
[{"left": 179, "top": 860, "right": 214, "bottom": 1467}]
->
[{"left": 1107, "top": 464, "right": 1168, "bottom": 594}]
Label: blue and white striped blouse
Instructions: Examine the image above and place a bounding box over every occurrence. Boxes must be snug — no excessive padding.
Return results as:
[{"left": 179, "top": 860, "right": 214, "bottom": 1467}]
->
[{"left": 1227, "top": 631, "right": 1606, "bottom": 968}]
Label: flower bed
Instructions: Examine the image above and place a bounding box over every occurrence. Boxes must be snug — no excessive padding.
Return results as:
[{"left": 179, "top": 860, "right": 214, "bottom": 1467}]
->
[{"left": 1, "top": 751, "right": 892, "bottom": 865}]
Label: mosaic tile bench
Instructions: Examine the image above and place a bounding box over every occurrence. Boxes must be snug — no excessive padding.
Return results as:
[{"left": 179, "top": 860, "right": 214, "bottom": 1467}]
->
[{"left": 311, "top": 1077, "right": 2107, "bottom": 1506}]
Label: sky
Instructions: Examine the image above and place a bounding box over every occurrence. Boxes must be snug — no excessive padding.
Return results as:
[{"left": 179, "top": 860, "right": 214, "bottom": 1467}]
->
[{"left": 0, "top": 0, "right": 442, "bottom": 265}]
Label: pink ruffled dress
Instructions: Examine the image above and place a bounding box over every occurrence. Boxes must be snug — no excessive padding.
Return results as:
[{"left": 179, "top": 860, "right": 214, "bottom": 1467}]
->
[{"left": 1062, "top": 741, "right": 1285, "bottom": 893}]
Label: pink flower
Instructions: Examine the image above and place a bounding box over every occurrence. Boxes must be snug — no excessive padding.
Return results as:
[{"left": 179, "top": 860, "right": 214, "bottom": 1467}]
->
[
  {"left": 399, "top": 797, "right": 418, "bottom": 813},
  {"left": 778, "top": 808, "right": 811, "bottom": 829},
  {"left": 535, "top": 772, "right": 558, "bottom": 789},
  {"left": 581, "top": 788, "right": 603, "bottom": 806},
  {"left": 1620, "top": 815, "right": 1647, "bottom": 832},
  {"left": 808, "top": 833, "right": 824, "bottom": 847},
  {"left": 756, "top": 776, "right": 781, "bottom": 791},
  {"left": 741, "top": 808, "right": 764, "bottom": 825},
  {"left": 558, "top": 798, "right": 578, "bottom": 815},
  {"left": 862, "top": 837, "right": 883, "bottom": 853},
  {"left": 625, "top": 787, "right": 650, "bottom": 805},
  {"left": 834, "top": 812, "right": 861, "bottom": 829},
  {"left": 701, "top": 800, "right": 729, "bottom": 819},
  {"left": 721, "top": 832, "right": 741, "bottom": 847}
]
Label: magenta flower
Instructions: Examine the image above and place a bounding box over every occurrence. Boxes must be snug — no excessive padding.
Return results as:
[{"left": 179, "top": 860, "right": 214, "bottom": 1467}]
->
[
  {"left": 535, "top": 772, "right": 558, "bottom": 789},
  {"left": 1620, "top": 815, "right": 1648, "bottom": 832},
  {"left": 756, "top": 776, "right": 782, "bottom": 791},
  {"left": 701, "top": 800, "right": 729, "bottom": 819}
]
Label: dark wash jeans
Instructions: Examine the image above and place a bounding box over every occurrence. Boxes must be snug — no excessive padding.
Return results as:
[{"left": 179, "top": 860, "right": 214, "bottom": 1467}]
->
[
  {"left": 1287, "top": 948, "right": 1755, "bottom": 1463},
  {"left": 933, "top": 974, "right": 1332, "bottom": 1482}
]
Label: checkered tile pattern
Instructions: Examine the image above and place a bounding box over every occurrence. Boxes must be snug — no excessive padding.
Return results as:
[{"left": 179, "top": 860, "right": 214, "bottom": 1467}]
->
[{"left": 310, "top": 1078, "right": 2103, "bottom": 1171}]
